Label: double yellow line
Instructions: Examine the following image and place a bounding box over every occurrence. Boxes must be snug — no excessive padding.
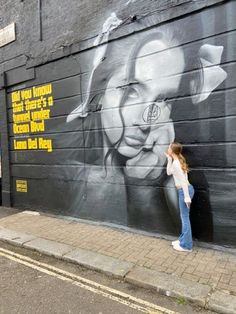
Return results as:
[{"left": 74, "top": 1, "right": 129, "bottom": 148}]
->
[{"left": 0, "top": 247, "right": 180, "bottom": 314}]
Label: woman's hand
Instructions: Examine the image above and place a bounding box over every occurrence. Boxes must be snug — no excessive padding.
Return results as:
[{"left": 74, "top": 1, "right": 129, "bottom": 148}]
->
[
  {"left": 164, "top": 152, "right": 170, "bottom": 158},
  {"left": 185, "top": 201, "right": 191, "bottom": 209}
]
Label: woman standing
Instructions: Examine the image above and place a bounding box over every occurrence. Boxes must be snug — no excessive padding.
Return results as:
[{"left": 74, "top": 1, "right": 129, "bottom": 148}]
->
[{"left": 166, "top": 143, "right": 195, "bottom": 252}]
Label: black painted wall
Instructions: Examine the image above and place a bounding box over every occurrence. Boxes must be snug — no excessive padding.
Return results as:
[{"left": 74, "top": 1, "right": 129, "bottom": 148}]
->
[{"left": 1, "top": 0, "right": 236, "bottom": 247}]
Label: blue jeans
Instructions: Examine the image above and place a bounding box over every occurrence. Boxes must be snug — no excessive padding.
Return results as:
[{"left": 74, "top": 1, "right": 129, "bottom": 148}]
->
[{"left": 177, "top": 185, "right": 195, "bottom": 250}]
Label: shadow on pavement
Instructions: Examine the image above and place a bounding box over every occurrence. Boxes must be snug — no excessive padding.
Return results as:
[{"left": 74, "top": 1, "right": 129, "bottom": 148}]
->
[{"left": 0, "top": 207, "right": 23, "bottom": 219}]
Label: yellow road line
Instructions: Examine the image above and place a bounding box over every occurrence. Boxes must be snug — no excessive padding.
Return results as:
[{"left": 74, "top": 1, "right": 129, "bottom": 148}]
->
[{"left": 0, "top": 247, "right": 180, "bottom": 314}]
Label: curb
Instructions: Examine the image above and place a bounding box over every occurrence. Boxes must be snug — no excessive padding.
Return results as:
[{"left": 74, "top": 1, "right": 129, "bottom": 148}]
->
[{"left": 0, "top": 227, "right": 236, "bottom": 314}]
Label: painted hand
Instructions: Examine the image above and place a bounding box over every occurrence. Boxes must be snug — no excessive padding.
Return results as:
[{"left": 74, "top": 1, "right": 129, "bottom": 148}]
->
[{"left": 124, "top": 121, "right": 175, "bottom": 180}]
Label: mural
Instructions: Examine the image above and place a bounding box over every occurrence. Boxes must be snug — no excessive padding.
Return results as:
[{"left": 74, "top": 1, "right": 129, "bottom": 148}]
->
[
  {"left": 10, "top": 1, "right": 236, "bottom": 246},
  {"left": 63, "top": 11, "right": 227, "bottom": 239}
]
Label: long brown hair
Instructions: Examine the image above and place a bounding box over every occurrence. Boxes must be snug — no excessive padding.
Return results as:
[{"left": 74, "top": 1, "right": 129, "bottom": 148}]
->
[{"left": 170, "top": 142, "right": 189, "bottom": 173}]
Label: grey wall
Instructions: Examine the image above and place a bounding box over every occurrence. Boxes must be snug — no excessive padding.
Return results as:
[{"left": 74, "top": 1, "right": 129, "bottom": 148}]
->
[{"left": 1, "top": 0, "right": 236, "bottom": 247}]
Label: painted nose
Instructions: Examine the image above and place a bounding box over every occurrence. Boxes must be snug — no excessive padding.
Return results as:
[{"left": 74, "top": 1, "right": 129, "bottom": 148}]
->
[
  {"left": 139, "top": 123, "right": 151, "bottom": 132},
  {"left": 132, "top": 119, "right": 151, "bottom": 133},
  {"left": 131, "top": 104, "right": 152, "bottom": 132}
]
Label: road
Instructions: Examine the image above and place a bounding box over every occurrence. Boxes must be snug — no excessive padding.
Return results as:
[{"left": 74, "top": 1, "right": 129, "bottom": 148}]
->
[{"left": 0, "top": 242, "right": 216, "bottom": 314}]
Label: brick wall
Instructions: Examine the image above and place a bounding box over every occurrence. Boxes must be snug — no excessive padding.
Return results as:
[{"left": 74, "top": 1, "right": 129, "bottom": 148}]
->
[{"left": 1, "top": 0, "right": 236, "bottom": 247}]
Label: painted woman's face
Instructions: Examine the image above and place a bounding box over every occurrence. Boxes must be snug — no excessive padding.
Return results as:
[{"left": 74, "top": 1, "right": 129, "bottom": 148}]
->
[{"left": 101, "top": 38, "right": 185, "bottom": 178}]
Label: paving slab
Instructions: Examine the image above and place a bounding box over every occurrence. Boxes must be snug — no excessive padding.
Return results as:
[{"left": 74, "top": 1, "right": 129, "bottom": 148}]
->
[
  {"left": 0, "top": 227, "right": 36, "bottom": 245},
  {"left": 64, "top": 248, "right": 134, "bottom": 278},
  {"left": 125, "top": 266, "right": 211, "bottom": 307},
  {"left": 207, "top": 291, "right": 236, "bottom": 314},
  {"left": 24, "top": 238, "right": 73, "bottom": 258}
]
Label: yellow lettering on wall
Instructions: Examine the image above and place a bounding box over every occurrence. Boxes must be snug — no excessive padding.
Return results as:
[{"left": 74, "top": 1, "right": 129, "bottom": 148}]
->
[
  {"left": 38, "top": 138, "right": 52, "bottom": 152},
  {"left": 24, "top": 99, "right": 37, "bottom": 110},
  {"left": 13, "top": 139, "right": 27, "bottom": 150},
  {"left": 11, "top": 83, "right": 54, "bottom": 153},
  {"left": 47, "top": 96, "right": 53, "bottom": 106},
  {"left": 16, "top": 180, "right": 28, "bottom": 193},
  {"left": 21, "top": 89, "right": 32, "bottom": 100},
  {"left": 30, "top": 120, "right": 45, "bottom": 132},
  {"left": 13, "top": 111, "right": 30, "bottom": 123},
  {"left": 33, "top": 84, "right": 52, "bottom": 97},
  {"left": 31, "top": 109, "right": 50, "bottom": 121},
  {"left": 11, "top": 91, "right": 21, "bottom": 102},
  {"left": 27, "top": 138, "right": 38, "bottom": 150},
  {"left": 13, "top": 123, "right": 30, "bottom": 134}
]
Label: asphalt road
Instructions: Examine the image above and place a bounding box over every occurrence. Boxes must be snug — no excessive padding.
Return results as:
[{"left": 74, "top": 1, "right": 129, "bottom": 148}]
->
[{"left": 0, "top": 242, "right": 216, "bottom": 314}]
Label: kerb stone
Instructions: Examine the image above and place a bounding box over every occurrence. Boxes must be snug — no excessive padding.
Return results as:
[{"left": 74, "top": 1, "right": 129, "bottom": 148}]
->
[
  {"left": 24, "top": 238, "right": 73, "bottom": 257},
  {"left": 0, "top": 227, "right": 36, "bottom": 245},
  {"left": 125, "top": 266, "right": 211, "bottom": 307},
  {"left": 208, "top": 291, "right": 236, "bottom": 314},
  {"left": 64, "top": 248, "right": 134, "bottom": 278}
]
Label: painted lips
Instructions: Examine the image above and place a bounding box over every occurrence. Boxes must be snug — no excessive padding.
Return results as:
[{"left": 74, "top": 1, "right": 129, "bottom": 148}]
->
[{"left": 124, "top": 135, "right": 146, "bottom": 146}]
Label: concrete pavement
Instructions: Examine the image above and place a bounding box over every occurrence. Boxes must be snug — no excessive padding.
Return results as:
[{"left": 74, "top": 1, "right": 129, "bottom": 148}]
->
[{"left": 0, "top": 207, "right": 235, "bottom": 314}]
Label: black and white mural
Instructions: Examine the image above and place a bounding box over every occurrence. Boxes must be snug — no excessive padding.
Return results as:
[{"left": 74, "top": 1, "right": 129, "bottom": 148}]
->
[
  {"left": 66, "top": 12, "right": 227, "bottom": 236},
  {"left": 10, "top": 1, "right": 236, "bottom": 246}
]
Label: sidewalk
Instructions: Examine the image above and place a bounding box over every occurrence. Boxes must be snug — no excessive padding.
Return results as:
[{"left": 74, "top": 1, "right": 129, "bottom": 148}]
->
[{"left": 0, "top": 207, "right": 235, "bottom": 314}]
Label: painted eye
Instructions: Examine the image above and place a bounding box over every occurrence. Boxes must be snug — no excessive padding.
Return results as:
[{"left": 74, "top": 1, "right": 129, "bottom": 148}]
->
[{"left": 127, "top": 87, "right": 139, "bottom": 99}]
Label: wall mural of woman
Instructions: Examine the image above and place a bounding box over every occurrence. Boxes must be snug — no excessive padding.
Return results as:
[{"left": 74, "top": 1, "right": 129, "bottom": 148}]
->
[{"left": 64, "top": 12, "right": 227, "bottom": 242}]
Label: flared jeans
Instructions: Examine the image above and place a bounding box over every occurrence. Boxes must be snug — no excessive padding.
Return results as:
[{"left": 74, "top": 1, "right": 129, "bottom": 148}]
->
[{"left": 177, "top": 185, "right": 195, "bottom": 250}]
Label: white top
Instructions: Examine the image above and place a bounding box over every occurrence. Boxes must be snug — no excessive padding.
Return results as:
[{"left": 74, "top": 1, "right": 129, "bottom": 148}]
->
[{"left": 166, "top": 156, "right": 191, "bottom": 202}]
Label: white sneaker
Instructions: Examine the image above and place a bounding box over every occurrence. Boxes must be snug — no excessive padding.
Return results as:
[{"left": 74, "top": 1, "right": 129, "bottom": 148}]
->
[
  {"left": 171, "top": 240, "right": 179, "bottom": 246},
  {"left": 173, "top": 242, "right": 192, "bottom": 252}
]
